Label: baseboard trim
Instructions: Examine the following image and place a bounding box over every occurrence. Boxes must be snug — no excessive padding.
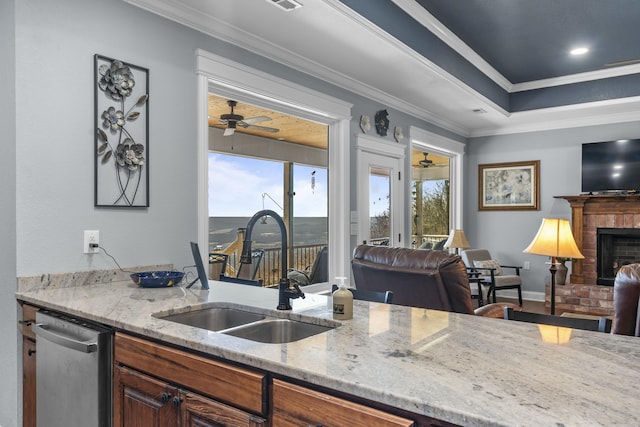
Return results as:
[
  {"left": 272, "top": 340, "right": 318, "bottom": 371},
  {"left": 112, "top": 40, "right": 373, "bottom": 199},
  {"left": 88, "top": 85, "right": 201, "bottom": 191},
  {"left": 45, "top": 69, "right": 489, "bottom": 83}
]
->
[{"left": 495, "top": 289, "right": 545, "bottom": 302}]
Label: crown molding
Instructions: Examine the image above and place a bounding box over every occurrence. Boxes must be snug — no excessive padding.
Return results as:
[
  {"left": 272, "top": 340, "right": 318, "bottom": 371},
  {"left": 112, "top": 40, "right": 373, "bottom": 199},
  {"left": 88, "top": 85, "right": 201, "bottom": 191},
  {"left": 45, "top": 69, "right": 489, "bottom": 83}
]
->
[
  {"left": 512, "top": 63, "right": 640, "bottom": 92},
  {"left": 470, "top": 96, "right": 640, "bottom": 137}
]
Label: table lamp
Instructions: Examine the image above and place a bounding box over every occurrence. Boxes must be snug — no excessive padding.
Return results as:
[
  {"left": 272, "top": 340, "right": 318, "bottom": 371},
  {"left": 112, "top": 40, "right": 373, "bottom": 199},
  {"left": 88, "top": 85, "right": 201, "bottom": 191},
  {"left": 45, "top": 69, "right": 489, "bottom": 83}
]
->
[
  {"left": 523, "top": 218, "right": 584, "bottom": 315},
  {"left": 444, "top": 229, "right": 470, "bottom": 254}
]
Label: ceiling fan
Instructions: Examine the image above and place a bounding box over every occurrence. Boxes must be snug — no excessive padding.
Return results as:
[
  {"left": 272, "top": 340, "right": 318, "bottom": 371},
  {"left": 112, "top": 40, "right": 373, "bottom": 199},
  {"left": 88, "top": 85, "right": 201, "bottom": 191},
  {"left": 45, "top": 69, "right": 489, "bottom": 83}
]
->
[
  {"left": 213, "top": 100, "right": 280, "bottom": 136},
  {"left": 416, "top": 153, "right": 445, "bottom": 168}
]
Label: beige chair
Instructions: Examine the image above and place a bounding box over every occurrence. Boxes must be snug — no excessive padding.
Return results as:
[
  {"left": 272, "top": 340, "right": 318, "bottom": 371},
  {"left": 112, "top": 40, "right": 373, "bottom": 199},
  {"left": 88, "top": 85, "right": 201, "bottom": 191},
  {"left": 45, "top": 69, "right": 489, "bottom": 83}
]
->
[
  {"left": 288, "top": 246, "right": 328, "bottom": 286},
  {"left": 461, "top": 249, "right": 523, "bottom": 306}
]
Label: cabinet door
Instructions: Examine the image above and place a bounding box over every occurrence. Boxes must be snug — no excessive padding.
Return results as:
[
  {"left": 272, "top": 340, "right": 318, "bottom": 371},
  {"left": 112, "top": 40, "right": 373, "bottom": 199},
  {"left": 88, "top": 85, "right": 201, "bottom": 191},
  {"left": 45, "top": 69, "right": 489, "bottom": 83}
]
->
[
  {"left": 114, "top": 365, "right": 180, "bottom": 427},
  {"left": 272, "top": 379, "right": 414, "bottom": 427},
  {"left": 22, "top": 338, "right": 36, "bottom": 427},
  {"left": 182, "top": 392, "right": 267, "bottom": 427}
]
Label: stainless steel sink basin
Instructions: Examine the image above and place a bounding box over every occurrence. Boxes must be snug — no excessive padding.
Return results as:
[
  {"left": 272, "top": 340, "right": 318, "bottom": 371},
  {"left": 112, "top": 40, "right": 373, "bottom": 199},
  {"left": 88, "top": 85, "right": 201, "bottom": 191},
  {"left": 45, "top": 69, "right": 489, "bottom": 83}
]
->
[
  {"left": 156, "top": 304, "right": 338, "bottom": 343},
  {"left": 158, "top": 307, "right": 266, "bottom": 331},
  {"left": 221, "top": 318, "right": 335, "bottom": 343}
]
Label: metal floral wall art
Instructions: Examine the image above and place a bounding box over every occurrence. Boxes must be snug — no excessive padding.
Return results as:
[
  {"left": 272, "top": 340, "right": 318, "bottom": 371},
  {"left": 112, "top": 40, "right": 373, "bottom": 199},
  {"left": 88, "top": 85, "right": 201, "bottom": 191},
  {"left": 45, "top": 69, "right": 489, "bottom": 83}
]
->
[{"left": 94, "top": 54, "right": 149, "bottom": 207}]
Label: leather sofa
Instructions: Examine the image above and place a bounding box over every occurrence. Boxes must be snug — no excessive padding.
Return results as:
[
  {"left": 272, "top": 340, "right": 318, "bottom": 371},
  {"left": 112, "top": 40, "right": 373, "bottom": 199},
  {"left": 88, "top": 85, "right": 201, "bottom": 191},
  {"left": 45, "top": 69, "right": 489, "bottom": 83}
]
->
[
  {"left": 613, "top": 263, "right": 640, "bottom": 336},
  {"left": 351, "top": 245, "right": 514, "bottom": 317}
]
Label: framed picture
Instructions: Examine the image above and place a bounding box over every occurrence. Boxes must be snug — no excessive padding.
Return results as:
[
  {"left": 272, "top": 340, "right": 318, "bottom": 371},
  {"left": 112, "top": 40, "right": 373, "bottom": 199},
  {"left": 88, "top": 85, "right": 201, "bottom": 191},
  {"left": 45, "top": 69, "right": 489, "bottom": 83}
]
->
[
  {"left": 478, "top": 160, "right": 540, "bottom": 211},
  {"left": 94, "top": 54, "right": 149, "bottom": 207}
]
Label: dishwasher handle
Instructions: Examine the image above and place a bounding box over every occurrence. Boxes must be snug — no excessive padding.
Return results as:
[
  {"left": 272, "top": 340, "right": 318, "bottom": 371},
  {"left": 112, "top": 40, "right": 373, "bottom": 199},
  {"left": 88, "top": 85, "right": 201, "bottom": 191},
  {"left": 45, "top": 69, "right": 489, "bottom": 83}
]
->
[{"left": 31, "top": 323, "right": 98, "bottom": 353}]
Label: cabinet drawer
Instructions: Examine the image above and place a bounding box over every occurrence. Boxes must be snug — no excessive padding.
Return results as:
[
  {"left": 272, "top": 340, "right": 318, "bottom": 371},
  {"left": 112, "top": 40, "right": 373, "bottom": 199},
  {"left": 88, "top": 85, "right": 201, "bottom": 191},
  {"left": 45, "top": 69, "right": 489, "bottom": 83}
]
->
[
  {"left": 272, "top": 379, "right": 414, "bottom": 427},
  {"left": 184, "top": 390, "right": 267, "bottom": 426},
  {"left": 115, "top": 333, "right": 267, "bottom": 415}
]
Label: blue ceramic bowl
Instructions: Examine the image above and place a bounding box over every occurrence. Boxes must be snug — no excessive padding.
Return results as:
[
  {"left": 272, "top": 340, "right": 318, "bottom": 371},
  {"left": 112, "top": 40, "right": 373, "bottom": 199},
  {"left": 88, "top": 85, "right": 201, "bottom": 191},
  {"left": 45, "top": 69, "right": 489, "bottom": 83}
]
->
[{"left": 130, "top": 271, "right": 185, "bottom": 288}]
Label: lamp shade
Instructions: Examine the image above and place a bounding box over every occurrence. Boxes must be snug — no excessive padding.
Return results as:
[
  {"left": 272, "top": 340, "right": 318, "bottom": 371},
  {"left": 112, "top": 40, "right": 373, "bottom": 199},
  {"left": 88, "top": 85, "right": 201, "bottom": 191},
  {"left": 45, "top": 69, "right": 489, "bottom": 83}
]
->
[
  {"left": 444, "top": 229, "right": 470, "bottom": 249},
  {"left": 523, "top": 218, "right": 584, "bottom": 259}
]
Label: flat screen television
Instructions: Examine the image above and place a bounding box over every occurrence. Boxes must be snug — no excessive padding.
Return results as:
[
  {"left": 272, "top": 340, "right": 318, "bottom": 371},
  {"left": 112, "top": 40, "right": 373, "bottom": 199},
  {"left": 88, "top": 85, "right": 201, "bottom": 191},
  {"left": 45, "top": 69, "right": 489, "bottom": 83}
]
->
[{"left": 581, "top": 139, "right": 640, "bottom": 193}]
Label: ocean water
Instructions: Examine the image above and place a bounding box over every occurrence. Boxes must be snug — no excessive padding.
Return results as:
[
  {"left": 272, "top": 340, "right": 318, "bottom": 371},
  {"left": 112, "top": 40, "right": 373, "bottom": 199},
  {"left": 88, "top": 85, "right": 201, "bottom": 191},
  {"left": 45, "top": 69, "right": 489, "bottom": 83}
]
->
[{"left": 209, "top": 216, "right": 328, "bottom": 249}]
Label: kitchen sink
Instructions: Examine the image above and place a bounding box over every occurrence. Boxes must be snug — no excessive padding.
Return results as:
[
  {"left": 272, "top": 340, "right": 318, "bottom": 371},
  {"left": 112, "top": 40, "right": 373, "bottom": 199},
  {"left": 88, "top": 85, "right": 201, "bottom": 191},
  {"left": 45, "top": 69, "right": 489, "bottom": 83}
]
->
[
  {"left": 155, "top": 304, "right": 338, "bottom": 343},
  {"left": 221, "top": 318, "right": 335, "bottom": 343},
  {"left": 157, "top": 307, "right": 266, "bottom": 331}
]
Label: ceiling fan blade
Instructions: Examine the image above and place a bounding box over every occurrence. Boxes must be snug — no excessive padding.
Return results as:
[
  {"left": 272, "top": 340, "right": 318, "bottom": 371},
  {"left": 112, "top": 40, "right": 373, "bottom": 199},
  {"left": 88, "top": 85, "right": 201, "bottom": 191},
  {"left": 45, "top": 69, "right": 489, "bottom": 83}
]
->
[
  {"left": 241, "top": 116, "right": 271, "bottom": 125},
  {"left": 243, "top": 124, "right": 280, "bottom": 133},
  {"left": 211, "top": 117, "right": 228, "bottom": 124},
  {"left": 223, "top": 127, "right": 235, "bottom": 136}
]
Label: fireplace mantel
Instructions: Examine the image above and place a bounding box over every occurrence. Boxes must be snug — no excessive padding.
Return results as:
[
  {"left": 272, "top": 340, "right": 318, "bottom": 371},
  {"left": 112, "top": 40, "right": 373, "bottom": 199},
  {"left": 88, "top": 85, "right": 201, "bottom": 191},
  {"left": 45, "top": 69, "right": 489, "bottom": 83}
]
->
[{"left": 555, "top": 194, "right": 640, "bottom": 284}]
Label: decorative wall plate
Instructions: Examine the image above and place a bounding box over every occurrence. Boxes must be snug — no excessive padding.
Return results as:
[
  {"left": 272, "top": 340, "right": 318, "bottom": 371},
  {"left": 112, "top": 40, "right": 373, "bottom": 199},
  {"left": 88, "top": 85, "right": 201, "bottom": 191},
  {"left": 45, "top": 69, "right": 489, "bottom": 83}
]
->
[
  {"left": 375, "top": 109, "right": 389, "bottom": 136},
  {"left": 359, "top": 115, "right": 371, "bottom": 133},
  {"left": 394, "top": 126, "right": 403, "bottom": 142}
]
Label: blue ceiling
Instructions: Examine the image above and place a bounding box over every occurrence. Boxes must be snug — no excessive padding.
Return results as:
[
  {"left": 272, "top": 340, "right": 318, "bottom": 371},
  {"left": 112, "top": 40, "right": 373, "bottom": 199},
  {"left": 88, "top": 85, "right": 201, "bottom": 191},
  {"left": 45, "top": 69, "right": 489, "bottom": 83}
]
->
[
  {"left": 339, "top": 0, "right": 640, "bottom": 113},
  {"left": 417, "top": 0, "right": 640, "bottom": 83}
]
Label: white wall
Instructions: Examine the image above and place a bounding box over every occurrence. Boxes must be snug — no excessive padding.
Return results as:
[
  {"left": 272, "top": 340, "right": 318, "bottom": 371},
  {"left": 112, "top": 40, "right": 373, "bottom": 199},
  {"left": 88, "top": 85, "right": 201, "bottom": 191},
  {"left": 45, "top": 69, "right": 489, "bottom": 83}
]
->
[
  {"left": 13, "top": 0, "right": 449, "bottom": 277},
  {"left": 1, "top": 1, "right": 18, "bottom": 425},
  {"left": 15, "top": 0, "right": 202, "bottom": 275},
  {"left": 465, "top": 121, "right": 640, "bottom": 299}
]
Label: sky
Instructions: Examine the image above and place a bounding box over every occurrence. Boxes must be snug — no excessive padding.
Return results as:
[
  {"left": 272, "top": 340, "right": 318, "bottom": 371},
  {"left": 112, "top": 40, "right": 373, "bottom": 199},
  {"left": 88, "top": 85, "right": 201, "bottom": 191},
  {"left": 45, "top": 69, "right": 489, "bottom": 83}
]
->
[
  {"left": 209, "top": 152, "right": 444, "bottom": 219},
  {"left": 209, "top": 153, "right": 328, "bottom": 217}
]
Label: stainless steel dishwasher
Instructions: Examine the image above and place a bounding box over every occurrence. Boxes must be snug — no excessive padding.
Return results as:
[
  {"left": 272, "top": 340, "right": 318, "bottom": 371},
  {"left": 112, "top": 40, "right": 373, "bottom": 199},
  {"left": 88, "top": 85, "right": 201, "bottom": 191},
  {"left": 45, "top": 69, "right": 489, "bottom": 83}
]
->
[{"left": 32, "top": 310, "right": 112, "bottom": 427}]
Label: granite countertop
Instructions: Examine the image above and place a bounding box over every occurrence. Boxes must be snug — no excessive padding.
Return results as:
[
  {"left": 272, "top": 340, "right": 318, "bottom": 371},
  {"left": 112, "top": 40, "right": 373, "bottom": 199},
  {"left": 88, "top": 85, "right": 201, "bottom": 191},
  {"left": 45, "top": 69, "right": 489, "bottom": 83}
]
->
[{"left": 16, "top": 280, "right": 640, "bottom": 426}]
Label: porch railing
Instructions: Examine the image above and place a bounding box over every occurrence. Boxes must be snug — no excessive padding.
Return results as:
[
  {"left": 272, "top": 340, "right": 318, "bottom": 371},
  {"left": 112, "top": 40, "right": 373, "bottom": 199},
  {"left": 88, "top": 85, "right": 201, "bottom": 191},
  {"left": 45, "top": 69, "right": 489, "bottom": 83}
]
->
[{"left": 225, "top": 244, "right": 325, "bottom": 287}]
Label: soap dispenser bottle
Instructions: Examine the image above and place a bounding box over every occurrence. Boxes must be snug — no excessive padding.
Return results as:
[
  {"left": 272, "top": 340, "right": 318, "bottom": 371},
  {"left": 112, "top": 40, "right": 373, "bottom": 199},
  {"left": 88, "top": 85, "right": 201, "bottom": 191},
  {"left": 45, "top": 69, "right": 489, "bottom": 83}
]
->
[{"left": 332, "top": 277, "right": 353, "bottom": 320}]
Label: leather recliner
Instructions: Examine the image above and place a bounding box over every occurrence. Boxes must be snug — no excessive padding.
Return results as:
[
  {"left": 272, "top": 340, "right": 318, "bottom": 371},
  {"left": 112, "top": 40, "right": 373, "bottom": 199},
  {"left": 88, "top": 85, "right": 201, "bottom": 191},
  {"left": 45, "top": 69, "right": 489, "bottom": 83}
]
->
[
  {"left": 613, "top": 263, "right": 640, "bottom": 336},
  {"left": 351, "top": 245, "right": 515, "bottom": 317}
]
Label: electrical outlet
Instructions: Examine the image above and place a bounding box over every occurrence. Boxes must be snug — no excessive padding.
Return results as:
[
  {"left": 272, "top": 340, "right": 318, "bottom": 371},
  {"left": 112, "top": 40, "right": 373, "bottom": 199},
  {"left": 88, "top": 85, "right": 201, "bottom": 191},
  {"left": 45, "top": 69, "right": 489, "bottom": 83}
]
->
[
  {"left": 523, "top": 261, "right": 530, "bottom": 270},
  {"left": 84, "top": 230, "right": 100, "bottom": 254}
]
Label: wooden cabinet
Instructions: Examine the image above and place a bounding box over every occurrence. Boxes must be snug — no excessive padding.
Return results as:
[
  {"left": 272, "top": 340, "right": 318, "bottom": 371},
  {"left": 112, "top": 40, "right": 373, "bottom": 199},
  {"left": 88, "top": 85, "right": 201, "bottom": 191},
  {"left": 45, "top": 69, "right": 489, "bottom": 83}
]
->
[
  {"left": 114, "top": 365, "right": 180, "bottom": 427},
  {"left": 22, "top": 338, "right": 36, "bottom": 427},
  {"left": 114, "top": 333, "right": 267, "bottom": 427},
  {"left": 113, "top": 333, "right": 457, "bottom": 427},
  {"left": 272, "top": 379, "right": 415, "bottom": 427},
  {"left": 20, "top": 303, "right": 38, "bottom": 427}
]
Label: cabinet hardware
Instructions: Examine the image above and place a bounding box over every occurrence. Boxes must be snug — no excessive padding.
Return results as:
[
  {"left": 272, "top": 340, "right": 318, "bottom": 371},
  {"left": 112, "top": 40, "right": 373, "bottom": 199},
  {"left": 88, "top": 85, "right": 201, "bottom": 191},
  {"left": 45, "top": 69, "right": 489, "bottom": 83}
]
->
[{"left": 161, "top": 392, "right": 170, "bottom": 403}]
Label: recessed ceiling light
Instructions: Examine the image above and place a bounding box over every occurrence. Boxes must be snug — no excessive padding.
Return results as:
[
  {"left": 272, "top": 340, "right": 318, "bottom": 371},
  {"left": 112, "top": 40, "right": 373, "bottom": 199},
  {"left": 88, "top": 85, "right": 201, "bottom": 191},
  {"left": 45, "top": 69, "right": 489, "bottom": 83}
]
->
[{"left": 570, "top": 47, "right": 589, "bottom": 56}]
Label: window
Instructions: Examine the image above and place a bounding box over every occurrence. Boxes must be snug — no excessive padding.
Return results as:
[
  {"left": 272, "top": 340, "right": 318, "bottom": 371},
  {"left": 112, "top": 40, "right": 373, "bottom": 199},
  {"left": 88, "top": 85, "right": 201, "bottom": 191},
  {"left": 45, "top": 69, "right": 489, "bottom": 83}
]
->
[{"left": 208, "top": 153, "right": 328, "bottom": 286}]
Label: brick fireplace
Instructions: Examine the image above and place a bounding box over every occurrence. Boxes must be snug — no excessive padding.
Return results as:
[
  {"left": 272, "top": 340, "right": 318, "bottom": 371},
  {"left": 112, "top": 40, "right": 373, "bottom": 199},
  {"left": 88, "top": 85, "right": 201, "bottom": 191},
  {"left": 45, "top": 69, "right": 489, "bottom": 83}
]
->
[{"left": 552, "top": 194, "right": 640, "bottom": 315}]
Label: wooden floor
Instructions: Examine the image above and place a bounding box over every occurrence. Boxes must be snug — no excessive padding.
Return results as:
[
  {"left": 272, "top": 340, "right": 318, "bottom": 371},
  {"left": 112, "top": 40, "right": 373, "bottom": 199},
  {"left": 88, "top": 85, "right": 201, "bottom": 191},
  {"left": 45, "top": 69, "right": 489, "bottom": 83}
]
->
[{"left": 495, "top": 297, "right": 547, "bottom": 314}]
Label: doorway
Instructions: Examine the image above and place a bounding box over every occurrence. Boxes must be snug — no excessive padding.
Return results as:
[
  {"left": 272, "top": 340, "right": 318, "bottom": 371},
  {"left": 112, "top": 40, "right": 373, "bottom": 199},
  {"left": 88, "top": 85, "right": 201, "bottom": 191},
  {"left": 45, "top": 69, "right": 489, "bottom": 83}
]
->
[
  {"left": 411, "top": 150, "right": 451, "bottom": 249},
  {"left": 356, "top": 134, "right": 405, "bottom": 247},
  {"left": 409, "top": 126, "right": 466, "bottom": 245}
]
